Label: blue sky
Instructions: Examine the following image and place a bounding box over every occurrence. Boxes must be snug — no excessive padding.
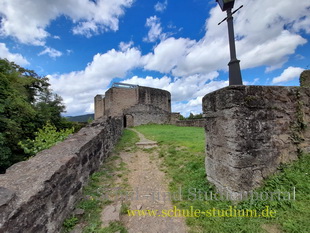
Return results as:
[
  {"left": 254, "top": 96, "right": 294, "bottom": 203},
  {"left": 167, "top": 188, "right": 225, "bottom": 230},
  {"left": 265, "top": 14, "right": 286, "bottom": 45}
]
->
[{"left": 0, "top": 0, "right": 309, "bottom": 116}]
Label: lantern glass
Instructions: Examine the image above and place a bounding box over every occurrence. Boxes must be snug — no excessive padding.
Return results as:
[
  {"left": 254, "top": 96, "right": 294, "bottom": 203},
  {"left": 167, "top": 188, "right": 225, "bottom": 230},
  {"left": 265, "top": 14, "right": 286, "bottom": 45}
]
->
[{"left": 216, "top": 0, "right": 235, "bottom": 11}]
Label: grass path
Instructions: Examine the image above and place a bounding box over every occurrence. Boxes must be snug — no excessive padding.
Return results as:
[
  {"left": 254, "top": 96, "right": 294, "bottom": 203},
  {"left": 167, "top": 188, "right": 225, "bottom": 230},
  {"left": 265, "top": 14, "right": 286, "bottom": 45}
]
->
[
  {"left": 135, "top": 125, "right": 310, "bottom": 233},
  {"left": 63, "top": 125, "right": 310, "bottom": 233},
  {"left": 120, "top": 128, "right": 187, "bottom": 232}
]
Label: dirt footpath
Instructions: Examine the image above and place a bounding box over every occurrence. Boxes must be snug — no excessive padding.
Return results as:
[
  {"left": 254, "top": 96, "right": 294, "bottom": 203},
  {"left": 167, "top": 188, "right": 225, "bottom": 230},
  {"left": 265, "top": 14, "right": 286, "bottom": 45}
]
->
[{"left": 120, "top": 129, "right": 187, "bottom": 233}]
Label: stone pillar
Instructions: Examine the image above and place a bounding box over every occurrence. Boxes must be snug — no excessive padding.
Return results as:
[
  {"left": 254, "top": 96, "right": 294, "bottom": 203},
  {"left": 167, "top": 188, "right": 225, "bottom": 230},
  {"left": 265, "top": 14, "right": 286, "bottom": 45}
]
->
[
  {"left": 300, "top": 70, "right": 310, "bottom": 87},
  {"left": 170, "top": 112, "right": 181, "bottom": 125},
  {"left": 94, "top": 95, "right": 104, "bottom": 120},
  {"left": 202, "top": 86, "right": 310, "bottom": 200}
]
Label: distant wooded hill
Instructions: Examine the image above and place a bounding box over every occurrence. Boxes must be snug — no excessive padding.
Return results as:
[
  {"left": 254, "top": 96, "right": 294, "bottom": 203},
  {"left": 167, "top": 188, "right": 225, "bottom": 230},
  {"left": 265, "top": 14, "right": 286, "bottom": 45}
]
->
[{"left": 66, "top": 114, "right": 94, "bottom": 122}]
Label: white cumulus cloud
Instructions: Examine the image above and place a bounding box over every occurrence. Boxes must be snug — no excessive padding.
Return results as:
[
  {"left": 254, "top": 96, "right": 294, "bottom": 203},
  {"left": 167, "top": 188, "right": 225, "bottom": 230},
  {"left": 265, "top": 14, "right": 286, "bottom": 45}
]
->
[
  {"left": 38, "top": 47, "right": 63, "bottom": 58},
  {"left": 49, "top": 46, "right": 142, "bottom": 115},
  {"left": 172, "top": 80, "right": 228, "bottom": 116},
  {"left": 166, "top": 72, "right": 220, "bottom": 101},
  {"left": 121, "top": 72, "right": 224, "bottom": 115},
  {"left": 0, "top": 0, "right": 134, "bottom": 45},
  {"left": 143, "top": 37, "right": 196, "bottom": 73},
  {"left": 121, "top": 75, "right": 172, "bottom": 90},
  {"left": 143, "top": 16, "right": 166, "bottom": 43},
  {"left": 141, "top": 0, "right": 310, "bottom": 77},
  {"left": 0, "top": 43, "right": 29, "bottom": 66},
  {"left": 119, "top": 41, "right": 134, "bottom": 52},
  {"left": 41, "top": 0, "right": 310, "bottom": 116},
  {"left": 154, "top": 0, "right": 168, "bottom": 13},
  {"left": 272, "top": 67, "right": 305, "bottom": 84}
]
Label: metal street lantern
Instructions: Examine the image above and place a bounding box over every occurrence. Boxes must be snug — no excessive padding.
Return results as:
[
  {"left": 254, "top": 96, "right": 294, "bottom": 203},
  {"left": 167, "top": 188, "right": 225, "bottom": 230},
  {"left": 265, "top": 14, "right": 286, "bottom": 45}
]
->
[
  {"left": 216, "top": 0, "right": 243, "bottom": 85},
  {"left": 216, "top": 0, "right": 235, "bottom": 11}
]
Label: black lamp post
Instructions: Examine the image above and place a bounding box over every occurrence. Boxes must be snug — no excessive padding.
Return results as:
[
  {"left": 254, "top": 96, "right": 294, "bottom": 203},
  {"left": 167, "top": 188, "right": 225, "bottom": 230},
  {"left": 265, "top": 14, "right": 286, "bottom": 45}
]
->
[{"left": 216, "top": 0, "right": 243, "bottom": 86}]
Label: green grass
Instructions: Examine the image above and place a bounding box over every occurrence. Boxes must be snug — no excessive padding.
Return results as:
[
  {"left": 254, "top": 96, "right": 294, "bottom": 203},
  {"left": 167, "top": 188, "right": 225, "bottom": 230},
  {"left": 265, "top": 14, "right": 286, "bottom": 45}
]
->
[
  {"left": 114, "top": 129, "right": 139, "bottom": 153},
  {"left": 135, "top": 124, "right": 205, "bottom": 153},
  {"left": 83, "top": 222, "right": 127, "bottom": 233},
  {"left": 73, "top": 155, "right": 127, "bottom": 233},
  {"left": 135, "top": 124, "right": 310, "bottom": 233},
  {"left": 63, "top": 216, "right": 79, "bottom": 232}
]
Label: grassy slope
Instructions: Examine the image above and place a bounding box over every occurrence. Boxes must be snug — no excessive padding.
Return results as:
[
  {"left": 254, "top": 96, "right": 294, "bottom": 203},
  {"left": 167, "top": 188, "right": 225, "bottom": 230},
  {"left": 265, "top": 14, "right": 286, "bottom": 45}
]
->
[
  {"left": 135, "top": 124, "right": 205, "bottom": 153},
  {"left": 135, "top": 124, "right": 310, "bottom": 233}
]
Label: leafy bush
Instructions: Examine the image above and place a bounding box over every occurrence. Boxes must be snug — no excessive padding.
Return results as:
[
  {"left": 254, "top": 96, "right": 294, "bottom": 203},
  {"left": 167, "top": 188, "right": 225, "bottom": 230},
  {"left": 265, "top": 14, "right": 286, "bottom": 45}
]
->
[{"left": 19, "top": 122, "right": 74, "bottom": 156}]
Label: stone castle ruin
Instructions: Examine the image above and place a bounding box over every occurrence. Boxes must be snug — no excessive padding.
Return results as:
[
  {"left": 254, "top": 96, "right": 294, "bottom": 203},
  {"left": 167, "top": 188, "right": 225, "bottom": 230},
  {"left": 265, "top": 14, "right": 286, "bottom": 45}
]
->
[
  {"left": 94, "top": 83, "right": 180, "bottom": 127},
  {"left": 1, "top": 72, "right": 310, "bottom": 231}
]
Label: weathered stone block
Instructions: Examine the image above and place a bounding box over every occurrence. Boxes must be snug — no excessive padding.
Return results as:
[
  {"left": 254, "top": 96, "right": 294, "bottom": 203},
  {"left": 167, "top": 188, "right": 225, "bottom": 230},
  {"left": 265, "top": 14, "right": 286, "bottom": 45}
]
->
[{"left": 203, "top": 85, "right": 310, "bottom": 199}]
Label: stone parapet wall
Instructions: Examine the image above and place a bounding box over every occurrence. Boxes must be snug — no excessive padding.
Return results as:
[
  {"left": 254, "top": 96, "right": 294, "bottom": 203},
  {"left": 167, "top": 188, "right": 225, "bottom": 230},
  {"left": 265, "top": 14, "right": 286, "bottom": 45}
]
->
[
  {"left": 169, "top": 113, "right": 181, "bottom": 125},
  {"left": 104, "top": 87, "right": 138, "bottom": 117},
  {"left": 138, "top": 87, "right": 171, "bottom": 112},
  {"left": 0, "top": 117, "right": 123, "bottom": 233},
  {"left": 300, "top": 70, "right": 310, "bottom": 87},
  {"left": 124, "top": 104, "right": 170, "bottom": 126},
  {"left": 175, "top": 119, "right": 205, "bottom": 128},
  {"left": 202, "top": 86, "right": 310, "bottom": 199},
  {"left": 94, "top": 95, "right": 105, "bottom": 119}
]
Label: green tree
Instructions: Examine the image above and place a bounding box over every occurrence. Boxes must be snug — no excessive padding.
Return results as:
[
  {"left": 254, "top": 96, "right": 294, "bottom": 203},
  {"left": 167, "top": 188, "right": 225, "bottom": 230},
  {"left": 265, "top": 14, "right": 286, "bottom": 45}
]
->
[
  {"left": 35, "top": 88, "right": 66, "bottom": 128},
  {"left": 179, "top": 114, "right": 185, "bottom": 120},
  {"left": 188, "top": 113, "right": 194, "bottom": 119},
  {"left": 179, "top": 113, "right": 203, "bottom": 120},
  {"left": 0, "top": 58, "right": 72, "bottom": 173}
]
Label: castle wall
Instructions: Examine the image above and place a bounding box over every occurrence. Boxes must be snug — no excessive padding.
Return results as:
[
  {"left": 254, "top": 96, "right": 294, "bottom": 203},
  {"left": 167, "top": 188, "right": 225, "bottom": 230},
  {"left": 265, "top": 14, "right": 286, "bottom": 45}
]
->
[
  {"left": 0, "top": 117, "right": 123, "bottom": 232},
  {"left": 124, "top": 104, "right": 170, "bottom": 126},
  {"left": 104, "top": 87, "right": 138, "bottom": 117},
  {"left": 94, "top": 84, "right": 172, "bottom": 125},
  {"left": 138, "top": 86, "right": 171, "bottom": 112},
  {"left": 170, "top": 113, "right": 181, "bottom": 125}
]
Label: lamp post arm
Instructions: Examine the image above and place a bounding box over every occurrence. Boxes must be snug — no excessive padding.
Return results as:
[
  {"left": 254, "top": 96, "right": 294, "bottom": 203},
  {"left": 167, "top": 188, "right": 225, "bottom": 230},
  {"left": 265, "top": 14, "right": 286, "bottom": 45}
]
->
[
  {"left": 232, "top": 5, "right": 243, "bottom": 15},
  {"left": 218, "top": 5, "right": 243, "bottom": 25}
]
